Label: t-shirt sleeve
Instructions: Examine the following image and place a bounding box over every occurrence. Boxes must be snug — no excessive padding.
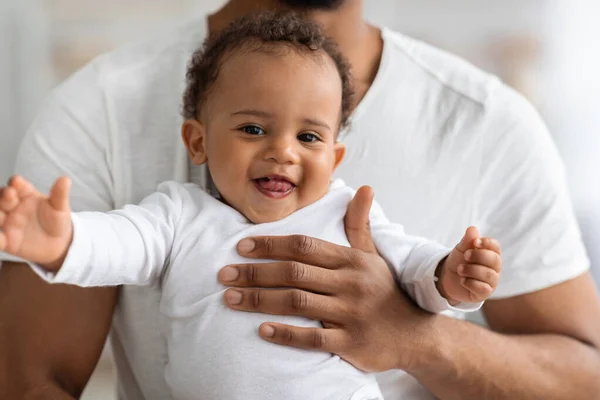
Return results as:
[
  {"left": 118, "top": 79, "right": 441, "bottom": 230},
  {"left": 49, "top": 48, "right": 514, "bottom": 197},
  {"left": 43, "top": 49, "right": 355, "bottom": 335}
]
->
[
  {"left": 369, "top": 200, "right": 481, "bottom": 313},
  {"left": 477, "top": 87, "right": 590, "bottom": 298},
  {"left": 13, "top": 60, "right": 115, "bottom": 212},
  {"left": 28, "top": 181, "right": 183, "bottom": 287}
]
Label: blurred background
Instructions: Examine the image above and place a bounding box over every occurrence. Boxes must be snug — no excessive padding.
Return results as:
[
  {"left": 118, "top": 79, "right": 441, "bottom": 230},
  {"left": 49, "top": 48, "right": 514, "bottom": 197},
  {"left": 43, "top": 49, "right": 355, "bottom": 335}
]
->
[{"left": 0, "top": 0, "right": 598, "bottom": 398}]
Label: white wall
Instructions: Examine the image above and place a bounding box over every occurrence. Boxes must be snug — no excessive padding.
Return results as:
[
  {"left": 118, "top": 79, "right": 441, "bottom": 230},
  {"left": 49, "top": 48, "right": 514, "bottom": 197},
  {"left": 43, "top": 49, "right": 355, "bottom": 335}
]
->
[
  {"left": 0, "top": 0, "right": 53, "bottom": 184},
  {"left": 543, "top": 1, "right": 600, "bottom": 283},
  {"left": 0, "top": 1, "right": 22, "bottom": 184}
]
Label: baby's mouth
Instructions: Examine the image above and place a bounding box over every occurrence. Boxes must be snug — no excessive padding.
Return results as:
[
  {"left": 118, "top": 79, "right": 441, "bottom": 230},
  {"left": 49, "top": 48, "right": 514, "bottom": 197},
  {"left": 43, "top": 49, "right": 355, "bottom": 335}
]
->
[{"left": 253, "top": 176, "right": 296, "bottom": 199}]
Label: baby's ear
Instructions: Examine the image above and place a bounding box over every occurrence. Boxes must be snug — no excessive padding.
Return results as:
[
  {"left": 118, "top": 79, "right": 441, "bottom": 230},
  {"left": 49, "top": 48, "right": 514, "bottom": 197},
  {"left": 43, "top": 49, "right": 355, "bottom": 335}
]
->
[
  {"left": 182, "top": 120, "right": 208, "bottom": 165},
  {"left": 332, "top": 142, "right": 346, "bottom": 172}
]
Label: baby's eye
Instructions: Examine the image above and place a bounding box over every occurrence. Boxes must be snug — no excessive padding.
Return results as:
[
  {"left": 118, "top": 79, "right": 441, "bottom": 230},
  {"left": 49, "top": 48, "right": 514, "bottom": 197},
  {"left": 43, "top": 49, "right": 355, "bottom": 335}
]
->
[
  {"left": 241, "top": 125, "right": 265, "bottom": 136},
  {"left": 297, "top": 133, "right": 320, "bottom": 143}
]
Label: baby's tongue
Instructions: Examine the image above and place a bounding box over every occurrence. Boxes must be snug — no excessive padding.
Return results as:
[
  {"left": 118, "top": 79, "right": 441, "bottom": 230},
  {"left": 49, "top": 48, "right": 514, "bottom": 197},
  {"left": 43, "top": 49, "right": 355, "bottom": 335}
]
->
[{"left": 257, "top": 178, "right": 293, "bottom": 192}]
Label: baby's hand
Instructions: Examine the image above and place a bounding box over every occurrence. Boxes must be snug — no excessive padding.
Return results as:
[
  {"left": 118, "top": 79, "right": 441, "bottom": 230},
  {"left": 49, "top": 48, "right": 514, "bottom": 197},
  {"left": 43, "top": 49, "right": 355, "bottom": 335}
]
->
[
  {"left": 0, "top": 176, "right": 73, "bottom": 271},
  {"left": 437, "top": 226, "right": 502, "bottom": 304}
]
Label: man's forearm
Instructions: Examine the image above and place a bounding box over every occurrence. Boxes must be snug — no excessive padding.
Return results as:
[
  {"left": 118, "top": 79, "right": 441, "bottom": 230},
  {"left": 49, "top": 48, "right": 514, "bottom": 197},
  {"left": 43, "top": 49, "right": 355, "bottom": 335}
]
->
[
  {"left": 0, "top": 262, "right": 118, "bottom": 400},
  {"left": 1, "top": 382, "right": 77, "bottom": 400},
  {"left": 0, "top": 354, "right": 76, "bottom": 400},
  {"left": 407, "top": 315, "right": 600, "bottom": 400}
]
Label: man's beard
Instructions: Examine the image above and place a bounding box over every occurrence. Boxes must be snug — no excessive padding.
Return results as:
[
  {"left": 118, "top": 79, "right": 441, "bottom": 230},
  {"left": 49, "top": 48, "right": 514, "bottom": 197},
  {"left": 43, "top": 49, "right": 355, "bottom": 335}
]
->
[{"left": 278, "top": 0, "right": 345, "bottom": 10}]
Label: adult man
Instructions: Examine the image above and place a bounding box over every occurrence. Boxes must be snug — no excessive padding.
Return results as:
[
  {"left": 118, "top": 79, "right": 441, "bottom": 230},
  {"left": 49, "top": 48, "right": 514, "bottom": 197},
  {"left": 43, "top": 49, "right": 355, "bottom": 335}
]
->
[{"left": 1, "top": 0, "right": 599, "bottom": 399}]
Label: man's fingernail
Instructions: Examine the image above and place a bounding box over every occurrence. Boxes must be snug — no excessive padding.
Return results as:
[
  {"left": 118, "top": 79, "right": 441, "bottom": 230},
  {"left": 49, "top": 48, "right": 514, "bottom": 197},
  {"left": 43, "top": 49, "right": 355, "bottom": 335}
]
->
[
  {"left": 474, "top": 239, "right": 482, "bottom": 247},
  {"left": 225, "top": 290, "right": 243, "bottom": 305},
  {"left": 220, "top": 267, "right": 239, "bottom": 282},
  {"left": 238, "top": 239, "right": 255, "bottom": 253},
  {"left": 260, "top": 324, "right": 275, "bottom": 338}
]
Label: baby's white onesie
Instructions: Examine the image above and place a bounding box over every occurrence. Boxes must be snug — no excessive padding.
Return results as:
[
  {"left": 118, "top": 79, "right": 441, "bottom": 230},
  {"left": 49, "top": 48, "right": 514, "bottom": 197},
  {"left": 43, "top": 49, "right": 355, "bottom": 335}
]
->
[{"left": 30, "top": 179, "right": 481, "bottom": 400}]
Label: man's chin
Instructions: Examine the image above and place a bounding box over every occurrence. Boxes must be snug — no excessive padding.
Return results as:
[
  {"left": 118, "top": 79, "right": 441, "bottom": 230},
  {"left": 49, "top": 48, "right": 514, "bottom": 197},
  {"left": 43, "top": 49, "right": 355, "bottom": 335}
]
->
[{"left": 277, "top": 0, "right": 345, "bottom": 11}]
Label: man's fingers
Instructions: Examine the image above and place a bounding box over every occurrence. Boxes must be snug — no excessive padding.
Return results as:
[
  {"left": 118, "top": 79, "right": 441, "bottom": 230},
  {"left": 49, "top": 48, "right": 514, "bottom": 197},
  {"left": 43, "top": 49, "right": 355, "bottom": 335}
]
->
[
  {"left": 464, "top": 248, "right": 502, "bottom": 272},
  {"left": 236, "top": 187, "right": 378, "bottom": 268},
  {"left": 223, "top": 288, "right": 347, "bottom": 323},
  {"left": 258, "top": 323, "right": 348, "bottom": 353},
  {"left": 455, "top": 226, "right": 480, "bottom": 253},
  {"left": 48, "top": 177, "right": 71, "bottom": 212},
  {"left": 219, "top": 262, "right": 342, "bottom": 294},
  {"left": 345, "top": 186, "right": 377, "bottom": 254},
  {"left": 0, "top": 210, "right": 6, "bottom": 226},
  {"left": 458, "top": 264, "right": 499, "bottom": 287},
  {"left": 237, "top": 235, "right": 358, "bottom": 270}
]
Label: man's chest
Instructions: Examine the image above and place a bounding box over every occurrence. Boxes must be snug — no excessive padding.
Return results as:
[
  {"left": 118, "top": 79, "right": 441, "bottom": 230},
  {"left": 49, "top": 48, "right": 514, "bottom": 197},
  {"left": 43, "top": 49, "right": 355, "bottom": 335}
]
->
[{"left": 335, "top": 123, "right": 480, "bottom": 247}]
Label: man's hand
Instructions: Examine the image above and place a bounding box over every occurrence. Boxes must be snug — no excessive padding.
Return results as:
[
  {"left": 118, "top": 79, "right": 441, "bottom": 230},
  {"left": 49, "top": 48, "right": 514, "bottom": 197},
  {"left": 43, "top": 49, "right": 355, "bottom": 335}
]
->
[{"left": 218, "top": 186, "right": 435, "bottom": 372}]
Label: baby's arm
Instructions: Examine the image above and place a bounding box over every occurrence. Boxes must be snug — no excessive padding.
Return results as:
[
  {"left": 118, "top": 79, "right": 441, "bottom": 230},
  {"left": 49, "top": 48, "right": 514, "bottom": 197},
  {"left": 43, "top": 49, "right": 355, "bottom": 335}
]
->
[
  {"left": 368, "top": 201, "right": 500, "bottom": 313},
  {"left": 0, "top": 176, "right": 181, "bottom": 287}
]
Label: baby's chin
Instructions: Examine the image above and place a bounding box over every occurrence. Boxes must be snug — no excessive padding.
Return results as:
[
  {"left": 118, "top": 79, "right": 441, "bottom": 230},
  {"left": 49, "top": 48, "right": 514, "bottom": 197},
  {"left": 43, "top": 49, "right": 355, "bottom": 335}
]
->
[{"left": 243, "top": 205, "right": 297, "bottom": 224}]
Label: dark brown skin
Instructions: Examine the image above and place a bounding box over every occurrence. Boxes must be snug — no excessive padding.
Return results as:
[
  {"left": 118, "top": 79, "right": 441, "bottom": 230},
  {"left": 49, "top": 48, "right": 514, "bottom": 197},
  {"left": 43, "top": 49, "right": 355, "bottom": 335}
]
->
[
  {"left": 0, "top": 264, "right": 117, "bottom": 398},
  {"left": 220, "top": 187, "right": 600, "bottom": 399},
  {"left": 2, "top": 1, "right": 600, "bottom": 399}
]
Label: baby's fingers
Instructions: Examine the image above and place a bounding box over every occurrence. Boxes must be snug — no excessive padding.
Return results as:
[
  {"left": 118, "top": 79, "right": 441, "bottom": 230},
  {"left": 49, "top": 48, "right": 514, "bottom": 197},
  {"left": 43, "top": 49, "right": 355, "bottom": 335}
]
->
[
  {"left": 456, "top": 226, "right": 480, "bottom": 253},
  {"left": 0, "top": 187, "right": 19, "bottom": 212},
  {"left": 49, "top": 177, "right": 71, "bottom": 212},
  {"left": 464, "top": 248, "right": 502, "bottom": 272},
  {"left": 458, "top": 264, "right": 499, "bottom": 288},
  {"left": 460, "top": 277, "right": 494, "bottom": 301},
  {"left": 0, "top": 231, "right": 6, "bottom": 251},
  {"left": 8, "top": 175, "right": 38, "bottom": 198},
  {"left": 475, "top": 237, "right": 501, "bottom": 255}
]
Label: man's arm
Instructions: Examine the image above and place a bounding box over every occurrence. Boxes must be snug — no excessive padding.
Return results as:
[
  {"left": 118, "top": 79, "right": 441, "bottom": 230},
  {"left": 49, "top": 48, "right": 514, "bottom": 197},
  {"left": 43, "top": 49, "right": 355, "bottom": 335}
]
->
[
  {"left": 218, "top": 187, "right": 600, "bottom": 399},
  {"left": 0, "top": 262, "right": 117, "bottom": 399},
  {"left": 0, "top": 50, "right": 124, "bottom": 398},
  {"left": 410, "top": 273, "right": 600, "bottom": 400}
]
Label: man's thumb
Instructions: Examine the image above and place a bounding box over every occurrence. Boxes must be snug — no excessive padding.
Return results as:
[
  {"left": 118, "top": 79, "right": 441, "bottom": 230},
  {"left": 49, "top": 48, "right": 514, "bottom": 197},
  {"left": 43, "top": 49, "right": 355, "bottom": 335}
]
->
[{"left": 344, "top": 186, "right": 377, "bottom": 254}]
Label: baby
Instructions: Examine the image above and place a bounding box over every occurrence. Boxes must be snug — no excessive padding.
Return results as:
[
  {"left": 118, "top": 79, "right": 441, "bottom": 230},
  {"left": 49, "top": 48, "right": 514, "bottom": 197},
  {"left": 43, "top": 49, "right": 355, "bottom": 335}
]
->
[{"left": 0, "top": 12, "right": 502, "bottom": 400}]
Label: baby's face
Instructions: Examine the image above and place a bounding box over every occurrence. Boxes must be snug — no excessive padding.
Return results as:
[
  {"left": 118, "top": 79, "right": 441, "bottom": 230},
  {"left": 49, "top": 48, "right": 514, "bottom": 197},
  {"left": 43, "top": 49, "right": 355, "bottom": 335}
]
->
[{"left": 183, "top": 48, "right": 346, "bottom": 224}]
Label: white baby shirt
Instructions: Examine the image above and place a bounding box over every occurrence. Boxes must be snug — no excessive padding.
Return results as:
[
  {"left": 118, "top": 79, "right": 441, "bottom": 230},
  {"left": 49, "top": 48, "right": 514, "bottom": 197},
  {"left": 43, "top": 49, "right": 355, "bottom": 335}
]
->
[{"left": 27, "top": 179, "right": 478, "bottom": 400}]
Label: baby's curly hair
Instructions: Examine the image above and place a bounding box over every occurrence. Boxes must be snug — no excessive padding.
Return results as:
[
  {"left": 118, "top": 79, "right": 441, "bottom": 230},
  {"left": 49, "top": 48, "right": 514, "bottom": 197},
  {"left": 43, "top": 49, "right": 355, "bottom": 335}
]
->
[{"left": 182, "top": 11, "right": 354, "bottom": 129}]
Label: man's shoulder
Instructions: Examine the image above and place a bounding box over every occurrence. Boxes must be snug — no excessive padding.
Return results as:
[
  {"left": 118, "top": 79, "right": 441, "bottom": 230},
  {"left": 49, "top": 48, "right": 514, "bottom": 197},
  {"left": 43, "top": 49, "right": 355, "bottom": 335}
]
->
[
  {"left": 56, "top": 17, "right": 207, "bottom": 96},
  {"left": 381, "top": 27, "right": 542, "bottom": 138},
  {"left": 381, "top": 27, "right": 498, "bottom": 107}
]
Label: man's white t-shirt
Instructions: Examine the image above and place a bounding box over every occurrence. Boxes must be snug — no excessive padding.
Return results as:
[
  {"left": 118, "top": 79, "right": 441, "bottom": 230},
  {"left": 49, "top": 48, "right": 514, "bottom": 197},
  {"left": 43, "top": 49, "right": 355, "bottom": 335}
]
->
[{"left": 8, "top": 16, "right": 589, "bottom": 400}]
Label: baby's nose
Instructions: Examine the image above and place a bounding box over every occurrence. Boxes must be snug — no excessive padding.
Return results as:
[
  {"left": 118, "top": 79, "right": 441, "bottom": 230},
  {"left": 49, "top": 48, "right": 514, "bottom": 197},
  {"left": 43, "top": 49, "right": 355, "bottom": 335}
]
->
[{"left": 265, "top": 136, "right": 300, "bottom": 164}]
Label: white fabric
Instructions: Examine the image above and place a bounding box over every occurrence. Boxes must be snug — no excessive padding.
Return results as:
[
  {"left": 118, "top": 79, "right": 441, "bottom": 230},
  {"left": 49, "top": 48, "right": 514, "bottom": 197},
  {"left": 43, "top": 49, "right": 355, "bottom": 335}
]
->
[
  {"left": 24, "top": 179, "right": 473, "bottom": 399},
  {"left": 1, "top": 15, "right": 590, "bottom": 400}
]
